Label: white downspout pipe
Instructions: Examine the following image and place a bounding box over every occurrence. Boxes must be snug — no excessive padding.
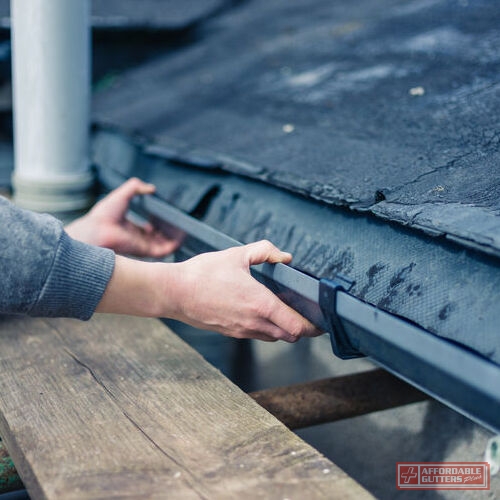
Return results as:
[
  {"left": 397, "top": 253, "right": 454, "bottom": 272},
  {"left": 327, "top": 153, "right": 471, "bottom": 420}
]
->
[{"left": 11, "top": 0, "right": 93, "bottom": 213}]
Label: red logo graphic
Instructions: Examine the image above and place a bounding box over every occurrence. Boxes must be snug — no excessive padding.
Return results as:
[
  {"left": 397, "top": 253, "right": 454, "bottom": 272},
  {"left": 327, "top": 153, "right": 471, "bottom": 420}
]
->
[{"left": 397, "top": 462, "right": 490, "bottom": 490}]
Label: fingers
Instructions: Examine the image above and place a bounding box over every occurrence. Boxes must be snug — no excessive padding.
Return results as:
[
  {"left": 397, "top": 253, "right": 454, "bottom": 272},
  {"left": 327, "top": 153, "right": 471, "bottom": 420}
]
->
[
  {"left": 249, "top": 319, "right": 300, "bottom": 343},
  {"left": 147, "top": 235, "right": 181, "bottom": 258},
  {"left": 235, "top": 329, "right": 280, "bottom": 342},
  {"left": 97, "top": 178, "right": 156, "bottom": 218},
  {"left": 112, "top": 177, "right": 156, "bottom": 202},
  {"left": 91, "top": 178, "right": 182, "bottom": 257},
  {"left": 261, "top": 290, "right": 322, "bottom": 339},
  {"left": 128, "top": 221, "right": 180, "bottom": 257},
  {"left": 133, "top": 222, "right": 182, "bottom": 257},
  {"left": 171, "top": 241, "right": 321, "bottom": 342},
  {"left": 241, "top": 241, "right": 321, "bottom": 338},
  {"left": 132, "top": 236, "right": 179, "bottom": 258},
  {"left": 244, "top": 240, "right": 292, "bottom": 266},
  {"left": 231, "top": 241, "right": 321, "bottom": 341},
  {"left": 270, "top": 301, "right": 322, "bottom": 339},
  {"left": 103, "top": 220, "right": 178, "bottom": 258}
]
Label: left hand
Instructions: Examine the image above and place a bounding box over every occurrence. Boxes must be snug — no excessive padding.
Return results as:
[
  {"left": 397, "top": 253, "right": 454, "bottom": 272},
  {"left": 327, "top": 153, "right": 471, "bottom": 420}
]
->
[{"left": 66, "top": 178, "right": 181, "bottom": 257}]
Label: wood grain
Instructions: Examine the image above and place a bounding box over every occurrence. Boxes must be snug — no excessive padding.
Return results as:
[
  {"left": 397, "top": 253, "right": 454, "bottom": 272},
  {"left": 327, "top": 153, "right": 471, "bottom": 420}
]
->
[{"left": 0, "top": 315, "right": 372, "bottom": 499}]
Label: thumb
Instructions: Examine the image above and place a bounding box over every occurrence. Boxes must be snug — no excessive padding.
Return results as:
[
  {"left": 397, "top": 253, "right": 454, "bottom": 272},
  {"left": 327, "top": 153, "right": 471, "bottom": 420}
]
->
[
  {"left": 106, "top": 177, "right": 156, "bottom": 205},
  {"left": 96, "top": 178, "right": 156, "bottom": 218},
  {"left": 244, "top": 240, "right": 293, "bottom": 266}
]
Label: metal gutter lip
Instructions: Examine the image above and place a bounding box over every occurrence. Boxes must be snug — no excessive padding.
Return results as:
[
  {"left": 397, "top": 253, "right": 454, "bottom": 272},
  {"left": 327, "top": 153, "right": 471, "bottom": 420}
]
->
[
  {"left": 337, "top": 292, "right": 500, "bottom": 433},
  {"left": 97, "top": 166, "right": 500, "bottom": 433}
]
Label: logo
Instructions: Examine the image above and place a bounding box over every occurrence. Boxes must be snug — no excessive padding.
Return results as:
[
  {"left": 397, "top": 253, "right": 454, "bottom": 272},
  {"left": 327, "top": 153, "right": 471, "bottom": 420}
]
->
[{"left": 397, "top": 462, "right": 490, "bottom": 490}]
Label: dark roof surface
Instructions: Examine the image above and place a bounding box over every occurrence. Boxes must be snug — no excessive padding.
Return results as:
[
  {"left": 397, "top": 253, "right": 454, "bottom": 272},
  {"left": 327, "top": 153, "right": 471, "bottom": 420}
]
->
[
  {"left": 0, "top": 0, "right": 227, "bottom": 31},
  {"left": 91, "top": 0, "right": 500, "bottom": 367},
  {"left": 93, "top": 0, "right": 500, "bottom": 257}
]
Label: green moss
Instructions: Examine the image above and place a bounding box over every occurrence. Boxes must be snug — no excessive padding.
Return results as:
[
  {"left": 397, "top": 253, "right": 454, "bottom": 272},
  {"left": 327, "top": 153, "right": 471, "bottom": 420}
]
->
[{"left": 0, "top": 437, "right": 24, "bottom": 493}]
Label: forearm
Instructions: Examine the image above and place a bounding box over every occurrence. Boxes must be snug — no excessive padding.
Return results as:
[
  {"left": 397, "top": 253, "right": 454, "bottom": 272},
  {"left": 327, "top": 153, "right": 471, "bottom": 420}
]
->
[{"left": 95, "top": 256, "right": 184, "bottom": 319}]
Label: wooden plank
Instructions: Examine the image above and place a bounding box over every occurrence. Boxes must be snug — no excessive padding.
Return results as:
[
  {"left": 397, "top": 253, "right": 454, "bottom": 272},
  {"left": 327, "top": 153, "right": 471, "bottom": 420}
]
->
[{"left": 0, "top": 315, "right": 372, "bottom": 500}]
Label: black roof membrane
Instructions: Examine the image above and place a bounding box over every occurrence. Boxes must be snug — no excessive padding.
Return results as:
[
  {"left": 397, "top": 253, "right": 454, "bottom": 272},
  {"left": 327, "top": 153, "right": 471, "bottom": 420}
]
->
[
  {"left": 91, "top": 0, "right": 500, "bottom": 366},
  {"left": 94, "top": 0, "right": 500, "bottom": 257}
]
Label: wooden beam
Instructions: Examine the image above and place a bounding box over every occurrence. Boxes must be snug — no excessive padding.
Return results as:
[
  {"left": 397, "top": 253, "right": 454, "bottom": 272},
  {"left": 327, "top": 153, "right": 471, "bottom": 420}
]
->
[
  {"left": 250, "top": 370, "right": 428, "bottom": 430},
  {"left": 0, "top": 315, "right": 372, "bottom": 499}
]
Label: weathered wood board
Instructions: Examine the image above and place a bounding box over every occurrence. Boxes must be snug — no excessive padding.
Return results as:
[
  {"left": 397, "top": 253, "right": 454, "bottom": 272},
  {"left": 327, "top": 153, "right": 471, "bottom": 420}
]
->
[{"left": 0, "top": 314, "right": 372, "bottom": 499}]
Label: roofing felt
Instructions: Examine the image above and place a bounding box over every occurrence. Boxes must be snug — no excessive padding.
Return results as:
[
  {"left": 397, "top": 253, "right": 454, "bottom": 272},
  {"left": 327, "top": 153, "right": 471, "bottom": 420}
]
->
[
  {"left": 0, "top": 0, "right": 227, "bottom": 31},
  {"left": 93, "top": 0, "right": 500, "bottom": 258},
  {"left": 92, "top": 128, "right": 500, "bottom": 367}
]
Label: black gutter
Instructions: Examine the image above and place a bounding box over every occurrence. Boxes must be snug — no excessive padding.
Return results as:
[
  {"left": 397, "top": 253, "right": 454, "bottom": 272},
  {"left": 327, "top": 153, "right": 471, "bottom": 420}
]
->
[{"left": 98, "top": 166, "right": 500, "bottom": 434}]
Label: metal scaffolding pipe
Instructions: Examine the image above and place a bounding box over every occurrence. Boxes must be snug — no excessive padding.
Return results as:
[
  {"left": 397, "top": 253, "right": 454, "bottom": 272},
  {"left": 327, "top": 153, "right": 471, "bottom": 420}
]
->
[
  {"left": 250, "top": 369, "right": 429, "bottom": 430},
  {"left": 11, "top": 0, "right": 93, "bottom": 213}
]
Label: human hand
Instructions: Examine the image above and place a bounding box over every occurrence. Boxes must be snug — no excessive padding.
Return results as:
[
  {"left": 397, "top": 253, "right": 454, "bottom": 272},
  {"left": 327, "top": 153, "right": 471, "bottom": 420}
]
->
[
  {"left": 66, "top": 178, "right": 181, "bottom": 257},
  {"left": 163, "top": 240, "right": 322, "bottom": 342}
]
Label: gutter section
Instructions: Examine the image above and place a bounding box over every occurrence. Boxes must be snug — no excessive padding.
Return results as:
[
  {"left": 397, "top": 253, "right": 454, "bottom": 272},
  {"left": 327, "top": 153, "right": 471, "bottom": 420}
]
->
[
  {"left": 92, "top": 128, "right": 500, "bottom": 367},
  {"left": 97, "top": 162, "right": 500, "bottom": 434}
]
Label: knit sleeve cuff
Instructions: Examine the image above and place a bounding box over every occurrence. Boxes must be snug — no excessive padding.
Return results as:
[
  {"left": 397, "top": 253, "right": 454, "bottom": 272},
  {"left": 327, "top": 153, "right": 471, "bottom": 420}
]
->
[{"left": 30, "top": 231, "right": 116, "bottom": 320}]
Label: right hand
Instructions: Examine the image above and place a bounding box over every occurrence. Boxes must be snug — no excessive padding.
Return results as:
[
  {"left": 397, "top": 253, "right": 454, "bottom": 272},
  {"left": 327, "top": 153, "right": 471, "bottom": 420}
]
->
[{"left": 165, "top": 240, "right": 322, "bottom": 342}]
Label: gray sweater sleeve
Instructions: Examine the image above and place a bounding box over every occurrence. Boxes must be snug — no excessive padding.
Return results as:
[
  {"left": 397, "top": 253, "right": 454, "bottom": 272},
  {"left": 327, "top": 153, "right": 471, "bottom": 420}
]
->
[{"left": 1, "top": 196, "right": 115, "bottom": 319}]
